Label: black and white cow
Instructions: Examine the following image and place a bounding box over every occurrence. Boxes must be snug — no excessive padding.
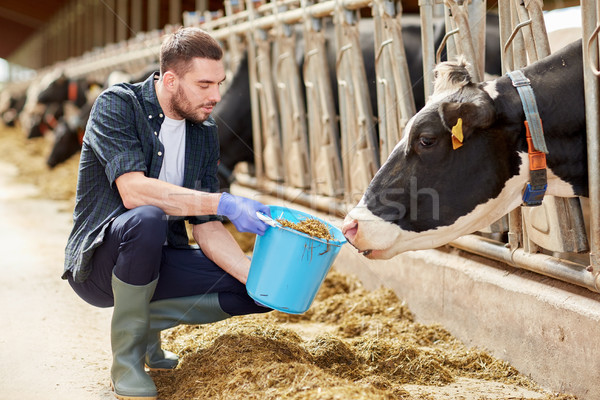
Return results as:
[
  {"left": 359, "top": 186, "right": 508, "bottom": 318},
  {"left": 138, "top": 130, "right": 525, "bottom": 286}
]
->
[
  {"left": 342, "top": 39, "right": 587, "bottom": 259},
  {"left": 44, "top": 67, "right": 156, "bottom": 168},
  {"left": 212, "top": 14, "right": 502, "bottom": 191}
]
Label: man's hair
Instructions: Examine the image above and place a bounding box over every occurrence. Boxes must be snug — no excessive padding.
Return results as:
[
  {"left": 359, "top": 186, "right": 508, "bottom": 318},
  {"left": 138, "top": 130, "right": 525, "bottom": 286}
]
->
[{"left": 160, "top": 27, "right": 223, "bottom": 77}]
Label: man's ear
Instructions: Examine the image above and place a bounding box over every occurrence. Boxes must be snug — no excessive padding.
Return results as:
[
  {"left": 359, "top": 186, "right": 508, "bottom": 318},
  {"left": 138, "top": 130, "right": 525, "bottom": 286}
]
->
[{"left": 162, "top": 71, "right": 177, "bottom": 91}]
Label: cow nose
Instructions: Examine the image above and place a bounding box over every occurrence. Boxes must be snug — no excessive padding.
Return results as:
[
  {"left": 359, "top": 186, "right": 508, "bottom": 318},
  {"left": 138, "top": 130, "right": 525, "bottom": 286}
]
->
[{"left": 342, "top": 218, "right": 358, "bottom": 242}]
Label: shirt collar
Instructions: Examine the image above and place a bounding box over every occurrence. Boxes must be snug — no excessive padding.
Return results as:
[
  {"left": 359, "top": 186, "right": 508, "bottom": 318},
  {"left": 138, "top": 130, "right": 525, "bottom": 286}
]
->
[{"left": 142, "top": 71, "right": 165, "bottom": 122}]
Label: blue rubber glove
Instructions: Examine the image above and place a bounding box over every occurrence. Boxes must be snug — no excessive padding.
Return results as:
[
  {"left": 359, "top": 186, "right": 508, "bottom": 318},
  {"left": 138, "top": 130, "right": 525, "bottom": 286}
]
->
[{"left": 217, "top": 192, "right": 271, "bottom": 235}]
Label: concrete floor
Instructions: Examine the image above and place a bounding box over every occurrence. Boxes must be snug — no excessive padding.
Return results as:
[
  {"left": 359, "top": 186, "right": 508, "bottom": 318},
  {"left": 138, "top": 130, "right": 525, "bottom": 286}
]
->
[{"left": 0, "top": 162, "right": 114, "bottom": 400}]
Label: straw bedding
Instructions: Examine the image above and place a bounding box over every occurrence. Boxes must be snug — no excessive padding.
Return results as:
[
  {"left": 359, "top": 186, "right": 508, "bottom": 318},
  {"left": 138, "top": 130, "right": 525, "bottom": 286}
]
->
[{"left": 152, "top": 270, "right": 576, "bottom": 400}]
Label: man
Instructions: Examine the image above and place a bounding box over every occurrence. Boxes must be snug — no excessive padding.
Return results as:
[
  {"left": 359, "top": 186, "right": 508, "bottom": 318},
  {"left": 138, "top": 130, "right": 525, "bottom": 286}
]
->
[{"left": 63, "top": 27, "right": 271, "bottom": 400}]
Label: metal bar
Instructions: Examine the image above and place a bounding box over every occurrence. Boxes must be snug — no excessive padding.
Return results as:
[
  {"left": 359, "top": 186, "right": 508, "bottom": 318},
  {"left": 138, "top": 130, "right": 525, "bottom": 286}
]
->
[
  {"left": 436, "top": 28, "right": 459, "bottom": 64},
  {"left": 451, "top": 235, "right": 599, "bottom": 293},
  {"left": 468, "top": 0, "right": 486, "bottom": 80},
  {"left": 302, "top": 0, "right": 344, "bottom": 197},
  {"left": 502, "top": 18, "right": 531, "bottom": 72},
  {"left": 443, "top": 3, "right": 457, "bottom": 60},
  {"left": 514, "top": 0, "right": 538, "bottom": 62},
  {"left": 373, "top": 0, "right": 416, "bottom": 161},
  {"left": 419, "top": 0, "right": 436, "bottom": 98},
  {"left": 64, "top": 0, "right": 372, "bottom": 79},
  {"left": 509, "top": 0, "right": 527, "bottom": 69},
  {"left": 244, "top": 0, "right": 264, "bottom": 182},
  {"left": 334, "top": 0, "right": 378, "bottom": 203},
  {"left": 445, "top": 0, "right": 481, "bottom": 82},
  {"left": 497, "top": 0, "right": 512, "bottom": 74},
  {"left": 234, "top": 173, "right": 347, "bottom": 217},
  {"left": 582, "top": 0, "right": 600, "bottom": 287},
  {"left": 523, "top": 0, "right": 550, "bottom": 58},
  {"left": 212, "top": 0, "right": 370, "bottom": 38}
]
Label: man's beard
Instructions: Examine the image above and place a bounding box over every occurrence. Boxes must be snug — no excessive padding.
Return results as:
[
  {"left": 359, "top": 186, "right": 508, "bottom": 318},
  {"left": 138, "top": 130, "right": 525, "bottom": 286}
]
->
[{"left": 171, "top": 85, "right": 216, "bottom": 124}]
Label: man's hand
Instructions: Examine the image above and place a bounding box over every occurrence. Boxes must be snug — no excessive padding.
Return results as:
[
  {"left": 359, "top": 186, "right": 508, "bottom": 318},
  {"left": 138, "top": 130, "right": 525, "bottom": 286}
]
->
[{"left": 217, "top": 193, "right": 270, "bottom": 235}]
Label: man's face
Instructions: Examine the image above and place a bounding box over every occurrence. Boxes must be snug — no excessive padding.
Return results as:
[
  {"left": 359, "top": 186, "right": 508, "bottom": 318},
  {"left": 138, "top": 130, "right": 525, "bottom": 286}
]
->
[{"left": 170, "top": 58, "right": 225, "bottom": 124}]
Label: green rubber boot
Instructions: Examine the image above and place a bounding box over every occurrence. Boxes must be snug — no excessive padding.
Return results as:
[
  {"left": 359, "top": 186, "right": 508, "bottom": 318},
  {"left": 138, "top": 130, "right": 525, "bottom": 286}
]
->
[
  {"left": 110, "top": 273, "right": 158, "bottom": 400},
  {"left": 145, "top": 293, "right": 231, "bottom": 370}
]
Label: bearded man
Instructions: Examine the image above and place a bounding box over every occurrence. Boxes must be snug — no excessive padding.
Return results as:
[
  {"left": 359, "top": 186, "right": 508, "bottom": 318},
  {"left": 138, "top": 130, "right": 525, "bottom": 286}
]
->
[{"left": 63, "top": 27, "right": 271, "bottom": 400}]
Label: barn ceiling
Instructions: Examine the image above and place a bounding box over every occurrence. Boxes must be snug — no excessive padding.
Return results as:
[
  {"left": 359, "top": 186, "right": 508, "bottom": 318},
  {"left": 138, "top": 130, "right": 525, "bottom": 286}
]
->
[
  {"left": 0, "top": 0, "right": 575, "bottom": 65},
  {"left": 0, "top": 0, "right": 70, "bottom": 60}
]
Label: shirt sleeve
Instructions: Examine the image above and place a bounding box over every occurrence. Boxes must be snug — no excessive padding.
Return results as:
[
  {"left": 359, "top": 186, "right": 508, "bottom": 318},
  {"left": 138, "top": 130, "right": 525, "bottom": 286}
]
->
[{"left": 85, "top": 88, "right": 148, "bottom": 187}]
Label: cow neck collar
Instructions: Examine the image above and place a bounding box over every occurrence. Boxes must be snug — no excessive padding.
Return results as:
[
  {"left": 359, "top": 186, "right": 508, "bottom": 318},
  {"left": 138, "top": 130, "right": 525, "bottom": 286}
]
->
[
  {"left": 506, "top": 69, "right": 548, "bottom": 207},
  {"left": 68, "top": 81, "right": 79, "bottom": 103}
]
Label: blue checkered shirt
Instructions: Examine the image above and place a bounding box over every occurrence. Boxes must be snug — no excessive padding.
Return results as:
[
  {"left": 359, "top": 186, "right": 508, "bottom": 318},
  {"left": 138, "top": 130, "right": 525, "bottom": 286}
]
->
[{"left": 63, "top": 72, "right": 221, "bottom": 283}]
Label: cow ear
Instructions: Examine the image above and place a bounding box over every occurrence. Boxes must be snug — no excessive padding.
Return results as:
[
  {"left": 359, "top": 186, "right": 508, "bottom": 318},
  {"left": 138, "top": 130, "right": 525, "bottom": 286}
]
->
[{"left": 439, "top": 101, "right": 495, "bottom": 140}]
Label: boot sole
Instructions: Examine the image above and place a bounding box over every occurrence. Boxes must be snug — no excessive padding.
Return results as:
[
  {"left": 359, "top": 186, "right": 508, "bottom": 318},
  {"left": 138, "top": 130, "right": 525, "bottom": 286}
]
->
[
  {"left": 111, "top": 381, "right": 158, "bottom": 400},
  {"left": 145, "top": 363, "right": 176, "bottom": 372}
]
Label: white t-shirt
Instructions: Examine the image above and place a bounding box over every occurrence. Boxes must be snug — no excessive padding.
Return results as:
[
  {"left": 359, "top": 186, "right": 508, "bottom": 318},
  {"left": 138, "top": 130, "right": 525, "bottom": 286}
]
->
[{"left": 157, "top": 116, "right": 186, "bottom": 186}]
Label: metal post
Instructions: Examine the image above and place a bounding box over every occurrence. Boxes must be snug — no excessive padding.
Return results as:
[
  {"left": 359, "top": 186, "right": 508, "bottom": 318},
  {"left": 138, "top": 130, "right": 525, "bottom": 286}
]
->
[
  {"left": 130, "top": 0, "right": 143, "bottom": 34},
  {"left": 148, "top": 0, "right": 160, "bottom": 31},
  {"left": 581, "top": 0, "right": 600, "bottom": 289},
  {"left": 419, "top": 0, "right": 436, "bottom": 98},
  {"left": 104, "top": 0, "right": 116, "bottom": 45},
  {"left": 116, "top": 0, "right": 129, "bottom": 42},
  {"left": 245, "top": 0, "right": 264, "bottom": 182},
  {"left": 497, "top": 0, "right": 512, "bottom": 74},
  {"left": 170, "top": 0, "right": 182, "bottom": 25}
]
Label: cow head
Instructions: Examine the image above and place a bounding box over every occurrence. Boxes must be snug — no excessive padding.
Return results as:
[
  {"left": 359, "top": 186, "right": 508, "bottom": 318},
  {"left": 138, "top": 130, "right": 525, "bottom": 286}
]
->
[{"left": 342, "top": 58, "right": 528, "bottom": 259}]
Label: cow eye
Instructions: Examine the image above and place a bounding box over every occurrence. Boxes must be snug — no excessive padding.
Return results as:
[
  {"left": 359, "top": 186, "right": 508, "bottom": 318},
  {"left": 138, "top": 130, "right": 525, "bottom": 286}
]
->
[{"left": 418, "top": 135, "right": 437, "bottom": 148}]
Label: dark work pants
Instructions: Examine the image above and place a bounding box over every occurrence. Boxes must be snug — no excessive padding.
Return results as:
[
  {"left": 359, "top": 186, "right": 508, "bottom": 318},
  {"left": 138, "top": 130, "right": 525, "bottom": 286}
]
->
[{"left": 68, "top": 205, "right": 269, "bottom": 316}]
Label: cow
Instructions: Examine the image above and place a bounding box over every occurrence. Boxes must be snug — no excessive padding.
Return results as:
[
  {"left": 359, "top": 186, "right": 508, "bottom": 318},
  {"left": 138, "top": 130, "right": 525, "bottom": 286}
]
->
[
  {"left": 44, "top": 66, "right": 158, "bottom": 168},
  {"left": 341, "top": 39, "right": 586, "bottom": 259},
  {"left": 212, "top": 14, "right": 502, "bottom": 191},
  {"left": 36, "top": 74, "right": 90, "bottom": 108},
  {"left": 0, "top": 89, "right": 26, "bottom": 128},
  {"left": 46, "top": 101, "right": 92, "bottom": 168}
]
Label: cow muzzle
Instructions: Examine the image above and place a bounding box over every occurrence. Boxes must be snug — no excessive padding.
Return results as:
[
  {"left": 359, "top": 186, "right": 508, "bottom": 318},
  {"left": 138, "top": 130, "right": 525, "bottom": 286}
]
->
[
  {"left": 342, "top": 218, "right": 370, "bottom": 256},
  {"left": 342, "top": 205, "right": 406, "bottom": 259}
]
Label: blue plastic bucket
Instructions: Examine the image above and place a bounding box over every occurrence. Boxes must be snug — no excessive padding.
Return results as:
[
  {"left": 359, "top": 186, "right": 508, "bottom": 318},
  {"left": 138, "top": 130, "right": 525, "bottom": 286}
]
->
[{"left": 246, "top": 205, "right": 347, "bottom": 314}]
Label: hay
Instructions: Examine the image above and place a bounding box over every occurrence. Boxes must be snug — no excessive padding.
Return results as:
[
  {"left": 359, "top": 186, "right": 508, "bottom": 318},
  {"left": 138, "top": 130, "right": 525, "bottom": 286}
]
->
[
  {"left": 277, "top": 217, "right": 334, "bottom": 240},
  {"left": 0, "top": 125, "right": 78, "bottom": 209},
  {"left": 152, "top": 270, "right": 577, "bottom": 400}
]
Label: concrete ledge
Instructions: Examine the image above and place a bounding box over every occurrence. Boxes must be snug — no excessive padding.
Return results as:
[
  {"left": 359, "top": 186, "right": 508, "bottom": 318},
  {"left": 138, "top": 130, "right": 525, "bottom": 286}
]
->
[{"left": 231, "top": 184, "right": 600, "bottom": 399}]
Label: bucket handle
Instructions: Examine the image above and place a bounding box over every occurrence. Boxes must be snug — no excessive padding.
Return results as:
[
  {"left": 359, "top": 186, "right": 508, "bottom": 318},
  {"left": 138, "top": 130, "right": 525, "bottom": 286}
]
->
[{"left": 256, "top": 211, "right": 281, "bottom": 227}]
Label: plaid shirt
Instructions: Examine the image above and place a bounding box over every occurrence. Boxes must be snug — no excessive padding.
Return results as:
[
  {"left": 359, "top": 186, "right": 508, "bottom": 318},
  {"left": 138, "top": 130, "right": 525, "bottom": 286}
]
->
[{"left": 63, "top": 72, "right": 221, "bottom": 283}]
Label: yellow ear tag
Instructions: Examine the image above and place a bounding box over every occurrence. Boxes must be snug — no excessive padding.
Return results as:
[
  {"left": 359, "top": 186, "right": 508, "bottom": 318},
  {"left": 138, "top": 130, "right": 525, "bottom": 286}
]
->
[{"left": 451, "top": 117, "right": 464, "bottom": 150}]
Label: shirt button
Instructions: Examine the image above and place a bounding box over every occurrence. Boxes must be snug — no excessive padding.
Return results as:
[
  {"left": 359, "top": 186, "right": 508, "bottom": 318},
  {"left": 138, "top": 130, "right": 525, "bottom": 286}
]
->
[
  {"left": 148, "top": 115, "right": 152, "bottom": 119},
  {"left": 158, "top": 151, "right": 163, "bottom": 156},
  {"left": 159, "top": 113, "right": 163, "bottom": 118},
  {"left": 154, "top": 131, "right": 158, "bottom": 136}
]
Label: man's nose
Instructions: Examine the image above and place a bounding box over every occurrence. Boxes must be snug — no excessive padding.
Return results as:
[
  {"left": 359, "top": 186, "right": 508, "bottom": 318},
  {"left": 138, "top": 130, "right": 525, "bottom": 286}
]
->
[{"left": 210, "top": 85, "right": 221, "bottom": 103}]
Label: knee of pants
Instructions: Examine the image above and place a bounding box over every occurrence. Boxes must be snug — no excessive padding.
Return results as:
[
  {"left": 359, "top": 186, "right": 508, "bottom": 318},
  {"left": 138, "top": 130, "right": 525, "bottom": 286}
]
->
[
  {"left": 218, "top": 292, "right": 272, "bottom": 316},
  {"left": 125, "top": 205, "right": 168, "bottom": 247}
]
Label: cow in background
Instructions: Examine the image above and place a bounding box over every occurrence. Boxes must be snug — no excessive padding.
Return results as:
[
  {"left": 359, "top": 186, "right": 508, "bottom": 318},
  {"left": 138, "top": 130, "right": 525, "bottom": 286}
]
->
[
  {"left": 212, "top": 14, "right": 502, "bottom": 191},
  {"left": 46, "top": 66, "right": 159, "bottom": 168},
  {"left": 0, "top": 88, "right": 27, "bottom": 128}
]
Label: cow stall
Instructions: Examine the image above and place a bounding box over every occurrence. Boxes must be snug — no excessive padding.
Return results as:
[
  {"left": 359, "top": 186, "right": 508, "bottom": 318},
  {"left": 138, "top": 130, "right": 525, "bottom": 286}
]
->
[{"left": 2, "top": 0, "right": 599, "bottom": 398}]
